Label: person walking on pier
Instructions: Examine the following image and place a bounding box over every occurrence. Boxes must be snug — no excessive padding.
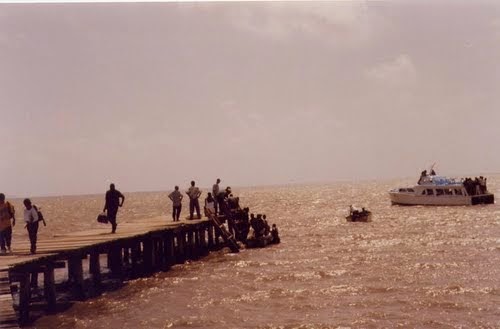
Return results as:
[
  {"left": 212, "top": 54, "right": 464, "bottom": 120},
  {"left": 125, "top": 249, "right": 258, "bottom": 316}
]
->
[
  {"left": 168, "top": 186, "right": 183, "bottom": 222},
  {"left": 186, "top": 181, "right": 202, "bottom": 220},
  {"left": 0, "top": 193, "right": 15, "bottom": 254},
  {"left": 23, "top": 198, "right": 39, "bottom": 254},
  {"left": 212, "top": 178, "right": 221, "bottom": 215},
  {"left": 103, "top": 184, "right": 125, "bottom": 233}
]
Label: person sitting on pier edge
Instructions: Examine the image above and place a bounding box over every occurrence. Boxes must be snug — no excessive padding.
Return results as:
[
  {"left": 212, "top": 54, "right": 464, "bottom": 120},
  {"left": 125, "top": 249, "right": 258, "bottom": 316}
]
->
[
  {"left": 204, "top": 192, "right": 216, "bottom": 217},
  {"left": 103, "top": 183, "right": 125, "bottom": 234},
  {"left": 212, "top": 178, "right": 221, "bottom": 215},
  {"left": 0, "top": 193, "right": 15, "bottom": 254},
  {"left": 168, "top": 186, "right": 183, "bottom": 222},
  {"left": 23, "top": 198, "right": 39, "bottom": 254},
  {"left": 186, "top": 180, "right": 202, "bottom": 219},
  {"left": 417, "top": 170, "right": 427, "bottom": 185},
  {"left": 271, "top": 224, "right": 280, "bottom": 244}
]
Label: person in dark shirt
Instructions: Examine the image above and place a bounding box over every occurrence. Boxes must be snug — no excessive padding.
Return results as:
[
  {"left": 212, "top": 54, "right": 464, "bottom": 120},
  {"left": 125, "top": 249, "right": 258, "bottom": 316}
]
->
[{"left": 103, "top": 183, "right": 125, "bottom": 233}]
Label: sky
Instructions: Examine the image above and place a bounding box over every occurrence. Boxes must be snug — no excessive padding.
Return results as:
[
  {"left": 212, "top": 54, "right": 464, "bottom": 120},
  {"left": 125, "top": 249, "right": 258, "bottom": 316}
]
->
[{"left": 1, "top": 1, "right": 500, "bottom": 196}]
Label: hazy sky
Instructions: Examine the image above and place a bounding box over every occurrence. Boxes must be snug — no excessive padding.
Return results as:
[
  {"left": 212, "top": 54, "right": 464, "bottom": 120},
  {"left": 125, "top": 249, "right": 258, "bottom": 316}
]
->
[{"left": 1, "top": 2, "right": 500, "bottom": 196}]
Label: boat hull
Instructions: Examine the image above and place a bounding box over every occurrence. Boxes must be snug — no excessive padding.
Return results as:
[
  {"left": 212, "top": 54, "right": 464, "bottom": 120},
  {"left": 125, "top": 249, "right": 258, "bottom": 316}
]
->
[
  {"left": 245, "top": 234, "right": 274, "bottom": 248},
  {"left": 389, "top": 192, "right": 494, "bottom": 206},
  {"left": 346, "top": 212, "right": 372, "bottom": 222}
]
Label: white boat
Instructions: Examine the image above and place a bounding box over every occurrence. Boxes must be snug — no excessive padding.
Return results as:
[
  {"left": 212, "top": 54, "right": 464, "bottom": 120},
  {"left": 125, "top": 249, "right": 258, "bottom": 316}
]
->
[{"left": 389, "top": 175, "right": 494, "bottom": 206}]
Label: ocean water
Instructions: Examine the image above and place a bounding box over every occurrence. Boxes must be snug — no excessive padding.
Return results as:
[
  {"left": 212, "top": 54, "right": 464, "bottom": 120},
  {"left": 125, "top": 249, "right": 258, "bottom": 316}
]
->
[{"left": 8, "top": 176, "right": 500, "bottom": 328}]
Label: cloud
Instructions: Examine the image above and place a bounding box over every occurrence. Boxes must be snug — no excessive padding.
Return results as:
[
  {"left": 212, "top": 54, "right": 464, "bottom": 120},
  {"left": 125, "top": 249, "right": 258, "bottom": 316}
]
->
[
  {"left": 226, "top": 2, "right": 374, "bottom": 47},
  {"left": 365, "top": 54, "right": 417, "bottom": 86}
]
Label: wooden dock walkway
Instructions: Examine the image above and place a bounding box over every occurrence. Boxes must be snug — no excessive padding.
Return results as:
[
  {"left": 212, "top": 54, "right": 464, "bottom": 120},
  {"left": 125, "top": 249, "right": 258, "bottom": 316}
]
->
[{"left": 0, "top": 216, "right": 231, "bottom": 327}]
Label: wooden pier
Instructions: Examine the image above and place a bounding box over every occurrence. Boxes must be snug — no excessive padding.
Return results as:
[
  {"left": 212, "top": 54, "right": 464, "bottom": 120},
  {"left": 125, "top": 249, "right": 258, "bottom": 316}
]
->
[{"left": 0, "top": 217, "right": 230, "bottom": 327}]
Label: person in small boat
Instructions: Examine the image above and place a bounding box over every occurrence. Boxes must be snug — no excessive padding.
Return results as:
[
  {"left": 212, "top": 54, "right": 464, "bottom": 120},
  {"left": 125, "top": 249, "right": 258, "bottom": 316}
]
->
[
  {"left": 349, "top": 205, "right": 359, "bottom": 217},
  {"left": 262, "top": 214, "right": 270, "bottom": 235},
  {"left": 430, "top": 168, "right": 436, "bottom": 176},
  {"left": 233, "top": 207, "right": 250, "bottom": 242},
  {"left": 271, "top": 224, "right": 280, "bottom": 244},
  {"left": 250, "top": 213, "right": 265, "bottom": 238}
]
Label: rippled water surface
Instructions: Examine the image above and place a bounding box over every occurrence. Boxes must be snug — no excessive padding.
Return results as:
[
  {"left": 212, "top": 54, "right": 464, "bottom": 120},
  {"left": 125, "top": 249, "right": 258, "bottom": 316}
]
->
[{"left": 9, "top": 177, "right": 500, "bottom": 328}]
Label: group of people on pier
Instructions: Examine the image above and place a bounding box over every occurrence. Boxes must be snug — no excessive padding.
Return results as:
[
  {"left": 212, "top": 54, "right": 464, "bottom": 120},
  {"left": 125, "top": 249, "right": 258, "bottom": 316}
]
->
[{"left": 167, "top": 178, "right": 280, "bottom": 245}]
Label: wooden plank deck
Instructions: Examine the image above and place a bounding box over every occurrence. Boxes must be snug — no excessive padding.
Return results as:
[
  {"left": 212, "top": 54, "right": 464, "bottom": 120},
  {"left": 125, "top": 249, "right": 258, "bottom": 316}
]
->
[{"left": 0, "top": 217, "right": 206, "bottom": 270}]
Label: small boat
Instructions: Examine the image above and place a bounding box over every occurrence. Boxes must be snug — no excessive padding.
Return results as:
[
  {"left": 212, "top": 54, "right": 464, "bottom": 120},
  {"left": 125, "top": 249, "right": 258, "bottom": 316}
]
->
[
  {"left": 245, "top": 233, "right": 274, "bottom": 248},
  {"left": 346, "top": 206, "right": 372, "bottom": 222},
  {"left": 389, "top": 174, "right": 494, "bottom": 206}
]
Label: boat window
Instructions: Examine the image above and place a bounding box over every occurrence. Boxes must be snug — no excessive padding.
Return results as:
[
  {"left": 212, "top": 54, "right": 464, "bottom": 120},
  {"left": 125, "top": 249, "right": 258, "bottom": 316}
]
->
[
  {"left": 454, "top": 189, "right": 463, "bottom": 196},
  {"left": 407, "top": 188, "right": 415, "bottom": 193},
  {"left": 426, "top": 189, "right": 434, "bottom": 195},
  {"left": 421, "top": 190, "right": 426, "bottom": 195},
  {"left": 436, "top": 189, "right": 444, "bottom": 196},
  {"left": 399, "top": 188, "right": 407, "bottom": 192},
  {"left": 444, "top": 189, "right": 453, "bottom": 195}
]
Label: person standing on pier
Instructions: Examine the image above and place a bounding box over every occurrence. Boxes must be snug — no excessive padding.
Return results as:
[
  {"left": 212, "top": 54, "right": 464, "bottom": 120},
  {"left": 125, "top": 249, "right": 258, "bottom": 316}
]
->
[
  {"left": 23, "top": 198, "right": 39, "bottom": 254},
  {"left": 0, "top": 193, "right": 15, "bottom": 254},
  {"left": 212, "top": 178, "right": 221, "bottom": 215},
  {"left": 168, "top": 186, "right": 183, "bottom": 222},
  {"left": 204, "top": 192, "right": 216, "bottom": 217},
  {"left": 186, "top": 181, "right": 202, "bottom": 220},
  {"left": 103, "top": 184, "right": 125, "bottom": 233}
]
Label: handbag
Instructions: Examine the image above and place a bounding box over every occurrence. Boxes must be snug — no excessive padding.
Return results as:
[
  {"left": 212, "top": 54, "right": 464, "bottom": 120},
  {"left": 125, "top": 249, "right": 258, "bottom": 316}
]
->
[{"left": 97, "top": 212, "right": 108, "bottom": 224}]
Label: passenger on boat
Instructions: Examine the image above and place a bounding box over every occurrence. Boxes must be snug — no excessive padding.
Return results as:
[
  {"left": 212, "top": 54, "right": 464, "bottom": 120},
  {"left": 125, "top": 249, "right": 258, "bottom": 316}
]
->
[
  {"left": 349, "top": 205, "right": 359, "bottom": 217},
  {"left": 271, "top": 224, "right": 280, "bottom": 244},
  {"left": 430, "top": 169, "right": 436, "bottom": 176},
  {"left": 250, "top": 214, "right": 266, "bottom": 238},
  {"left": 475, "top": 177, "right": 481, "bottom": 195},
  {"left": 418, "top": 170, "right": 427, "bottom": 185},
  {"left": 480, "top": 176, "right": 488, "bottom": 194}
]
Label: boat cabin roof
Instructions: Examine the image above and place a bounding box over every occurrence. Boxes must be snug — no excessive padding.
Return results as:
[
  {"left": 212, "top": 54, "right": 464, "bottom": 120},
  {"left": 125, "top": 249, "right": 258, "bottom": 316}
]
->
[{"left": 419, "top": 175, "right": 462, "bottom": 187}]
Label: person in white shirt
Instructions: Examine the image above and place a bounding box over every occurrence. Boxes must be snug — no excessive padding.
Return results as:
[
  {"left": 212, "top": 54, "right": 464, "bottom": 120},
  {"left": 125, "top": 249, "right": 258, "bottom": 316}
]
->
[
  {"left": 168, "top": 186, "right": 183, "bottom": 222},
  {"left": 23, "top": 198, "right": 39, "bottom": 254},
  {"left": 186, "top": 181, "right": 202, "bottom": 219}
]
